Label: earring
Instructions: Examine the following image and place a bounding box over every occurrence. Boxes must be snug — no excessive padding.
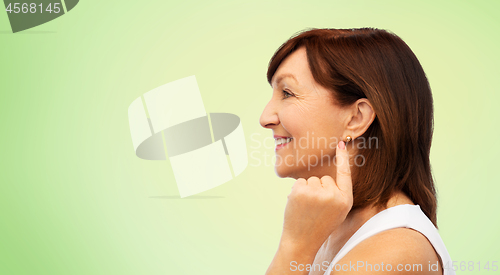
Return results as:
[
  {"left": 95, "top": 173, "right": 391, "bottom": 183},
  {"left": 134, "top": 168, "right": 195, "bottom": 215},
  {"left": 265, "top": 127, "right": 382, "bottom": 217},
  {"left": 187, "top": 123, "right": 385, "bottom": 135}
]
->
[{"left": 345, "top": 135, "right": 352, "bottom": 143}]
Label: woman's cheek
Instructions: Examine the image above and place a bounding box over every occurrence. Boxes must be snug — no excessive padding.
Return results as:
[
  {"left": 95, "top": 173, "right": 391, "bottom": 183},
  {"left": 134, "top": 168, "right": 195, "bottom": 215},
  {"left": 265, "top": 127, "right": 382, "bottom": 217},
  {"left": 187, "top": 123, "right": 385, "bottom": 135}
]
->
[{"left": 279, "top": 109, "right": 301, "bottom": 134}]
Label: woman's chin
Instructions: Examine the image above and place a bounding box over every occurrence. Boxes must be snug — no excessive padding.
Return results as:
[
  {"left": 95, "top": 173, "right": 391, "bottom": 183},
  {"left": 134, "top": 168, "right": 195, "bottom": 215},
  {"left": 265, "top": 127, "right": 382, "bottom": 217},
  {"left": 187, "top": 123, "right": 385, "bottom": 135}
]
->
[
  {"left": 275, "top": 165, "right": 304, "bottom": 179},
  {"left": 274, "top": 165, "right": 293, "bottom": 178},
  {"left": 275, "top": 164, "right": 319, "bottom": 180}
]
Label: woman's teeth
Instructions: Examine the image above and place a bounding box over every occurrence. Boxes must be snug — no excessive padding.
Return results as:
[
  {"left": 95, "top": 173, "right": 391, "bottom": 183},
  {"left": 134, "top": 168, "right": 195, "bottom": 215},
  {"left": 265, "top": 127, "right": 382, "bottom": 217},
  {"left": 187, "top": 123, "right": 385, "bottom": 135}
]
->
[{"left": 275, "top": 137, "right": 293, "bottom": 146}]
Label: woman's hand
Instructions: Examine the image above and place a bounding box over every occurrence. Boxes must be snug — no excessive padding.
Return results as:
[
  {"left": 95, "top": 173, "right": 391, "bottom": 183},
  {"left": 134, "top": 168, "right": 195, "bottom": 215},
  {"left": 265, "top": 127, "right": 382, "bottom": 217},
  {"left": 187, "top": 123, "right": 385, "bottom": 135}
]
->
[{"left": 280, "top": 141, "right": 354, "bottom": 254}]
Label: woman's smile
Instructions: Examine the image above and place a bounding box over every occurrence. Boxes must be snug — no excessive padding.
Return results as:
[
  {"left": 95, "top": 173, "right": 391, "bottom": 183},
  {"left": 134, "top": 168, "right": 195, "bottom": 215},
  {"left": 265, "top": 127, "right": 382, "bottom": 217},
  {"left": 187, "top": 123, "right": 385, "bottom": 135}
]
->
[{"left": 274, "top": 135, "right": 293, "bottom": 151}]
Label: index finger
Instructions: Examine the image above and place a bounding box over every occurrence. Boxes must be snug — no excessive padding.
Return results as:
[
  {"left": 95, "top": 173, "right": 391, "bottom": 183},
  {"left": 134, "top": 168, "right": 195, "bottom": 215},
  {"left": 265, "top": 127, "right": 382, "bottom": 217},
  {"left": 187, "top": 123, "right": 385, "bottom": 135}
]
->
[{"left": 335, "top": 140, "right": 352, "bottom": 196}]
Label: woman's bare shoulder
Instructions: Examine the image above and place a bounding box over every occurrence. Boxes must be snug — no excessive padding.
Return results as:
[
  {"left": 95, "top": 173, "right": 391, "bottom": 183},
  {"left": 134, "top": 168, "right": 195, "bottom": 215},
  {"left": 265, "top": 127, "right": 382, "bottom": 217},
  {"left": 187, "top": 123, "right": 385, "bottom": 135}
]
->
[{"left": 331, "top": 228, "right": 442, "bottom": 274}]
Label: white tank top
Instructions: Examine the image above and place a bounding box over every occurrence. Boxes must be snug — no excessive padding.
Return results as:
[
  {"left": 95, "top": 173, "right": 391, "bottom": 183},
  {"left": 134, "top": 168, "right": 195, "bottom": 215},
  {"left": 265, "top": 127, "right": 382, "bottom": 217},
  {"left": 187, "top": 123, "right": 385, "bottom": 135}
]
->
[{"left": 323, "top": 204, "right": 455, "bottom": 275}]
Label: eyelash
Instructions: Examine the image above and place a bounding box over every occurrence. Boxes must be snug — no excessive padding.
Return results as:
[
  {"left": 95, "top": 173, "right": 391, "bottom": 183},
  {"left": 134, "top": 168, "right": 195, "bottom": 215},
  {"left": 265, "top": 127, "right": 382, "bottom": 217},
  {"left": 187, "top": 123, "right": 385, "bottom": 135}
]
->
[{"left": 282, "top": 90, "right": 293, "bottom": 99}]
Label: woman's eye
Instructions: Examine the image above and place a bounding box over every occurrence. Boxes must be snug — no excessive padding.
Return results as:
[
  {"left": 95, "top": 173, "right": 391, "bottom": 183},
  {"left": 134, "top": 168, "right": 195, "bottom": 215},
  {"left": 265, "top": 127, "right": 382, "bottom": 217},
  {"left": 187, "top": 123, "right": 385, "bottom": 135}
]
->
[{"left": 282, "top": 90, "right": 293, "bottom": 99}]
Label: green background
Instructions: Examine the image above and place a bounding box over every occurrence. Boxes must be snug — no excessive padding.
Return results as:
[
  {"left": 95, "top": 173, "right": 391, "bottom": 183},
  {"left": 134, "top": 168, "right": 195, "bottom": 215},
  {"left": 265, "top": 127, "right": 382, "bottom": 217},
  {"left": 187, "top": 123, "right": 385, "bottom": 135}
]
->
[{"left": 1, "top": 0, "right": 499, "bottom": 274}]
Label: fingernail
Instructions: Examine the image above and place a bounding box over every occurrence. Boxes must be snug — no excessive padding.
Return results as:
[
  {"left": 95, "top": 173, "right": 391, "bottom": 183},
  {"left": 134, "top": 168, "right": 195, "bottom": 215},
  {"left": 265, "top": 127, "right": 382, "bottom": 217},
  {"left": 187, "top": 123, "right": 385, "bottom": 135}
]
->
[{"left": 339, "top": 141, "right": 345, "bottom": 150}]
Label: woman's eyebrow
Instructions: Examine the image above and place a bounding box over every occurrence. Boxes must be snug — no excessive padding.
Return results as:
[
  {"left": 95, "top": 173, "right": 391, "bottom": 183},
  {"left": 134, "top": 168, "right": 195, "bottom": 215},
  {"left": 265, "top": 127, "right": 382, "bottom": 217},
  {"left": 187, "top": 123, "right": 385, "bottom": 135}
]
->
[{"left": 273, "top": 73, "right": 299, "bottom": 86}]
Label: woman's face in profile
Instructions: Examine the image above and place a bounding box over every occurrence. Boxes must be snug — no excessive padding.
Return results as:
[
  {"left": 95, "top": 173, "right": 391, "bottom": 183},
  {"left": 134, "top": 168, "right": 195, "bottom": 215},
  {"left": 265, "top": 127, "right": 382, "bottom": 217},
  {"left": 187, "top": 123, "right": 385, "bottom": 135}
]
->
[{"left": 260, "top": 47, "right": 349, "bottom": 179}]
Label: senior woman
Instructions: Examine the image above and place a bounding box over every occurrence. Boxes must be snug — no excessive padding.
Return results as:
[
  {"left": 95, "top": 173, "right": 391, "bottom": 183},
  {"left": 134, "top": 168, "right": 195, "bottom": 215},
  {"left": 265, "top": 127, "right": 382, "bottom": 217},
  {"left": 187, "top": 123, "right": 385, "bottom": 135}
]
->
[{"left": 260, "top": 28, "right": 454, "bottom": 275}]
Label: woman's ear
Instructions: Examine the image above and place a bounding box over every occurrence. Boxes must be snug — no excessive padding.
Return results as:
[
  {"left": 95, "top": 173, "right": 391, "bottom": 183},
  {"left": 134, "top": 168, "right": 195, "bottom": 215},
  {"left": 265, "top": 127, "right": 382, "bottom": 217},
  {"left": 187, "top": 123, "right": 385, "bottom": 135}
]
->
[{"left": 345, "top": 98, "right": 376, "bottom": 138}]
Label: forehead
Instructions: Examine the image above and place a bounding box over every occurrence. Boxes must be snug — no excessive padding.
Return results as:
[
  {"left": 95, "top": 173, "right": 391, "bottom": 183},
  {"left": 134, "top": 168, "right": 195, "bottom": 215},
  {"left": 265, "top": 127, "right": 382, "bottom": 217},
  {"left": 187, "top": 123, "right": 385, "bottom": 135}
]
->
[
  {"left": 272, "top": 47, "right": 311, "bottom": 86},
  {"left": 273, "top": 73, "right": 299, "bottom": 86}
]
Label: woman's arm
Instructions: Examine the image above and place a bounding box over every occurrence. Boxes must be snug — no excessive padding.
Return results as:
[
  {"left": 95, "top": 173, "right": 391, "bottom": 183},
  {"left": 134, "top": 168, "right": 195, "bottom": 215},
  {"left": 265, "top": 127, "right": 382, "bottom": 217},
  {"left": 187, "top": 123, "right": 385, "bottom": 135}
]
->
[{"left": 265, "top": 240, "right": 319, "bottom": 275}]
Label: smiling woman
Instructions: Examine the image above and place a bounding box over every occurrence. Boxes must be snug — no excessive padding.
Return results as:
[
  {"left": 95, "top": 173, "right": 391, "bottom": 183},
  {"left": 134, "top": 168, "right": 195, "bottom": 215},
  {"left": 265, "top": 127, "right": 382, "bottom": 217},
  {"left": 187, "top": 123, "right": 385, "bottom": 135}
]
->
[{"left": 261, "top": 28, "right": 455, "bottom": 275}]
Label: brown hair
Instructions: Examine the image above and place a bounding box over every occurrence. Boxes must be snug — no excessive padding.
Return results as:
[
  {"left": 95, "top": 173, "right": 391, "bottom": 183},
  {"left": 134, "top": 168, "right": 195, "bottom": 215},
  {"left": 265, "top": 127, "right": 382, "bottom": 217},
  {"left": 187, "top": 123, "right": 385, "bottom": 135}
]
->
[{"left": 267, "top": 28, "right": 438, "bottom": 226}]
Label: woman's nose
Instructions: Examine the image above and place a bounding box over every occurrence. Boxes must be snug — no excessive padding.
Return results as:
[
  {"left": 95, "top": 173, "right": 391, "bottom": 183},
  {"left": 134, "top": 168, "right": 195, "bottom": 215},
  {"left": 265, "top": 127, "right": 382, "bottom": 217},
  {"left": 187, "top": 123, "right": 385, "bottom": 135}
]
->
[{"left": 260, "top": 100, "right": 279, "bottom": 129}]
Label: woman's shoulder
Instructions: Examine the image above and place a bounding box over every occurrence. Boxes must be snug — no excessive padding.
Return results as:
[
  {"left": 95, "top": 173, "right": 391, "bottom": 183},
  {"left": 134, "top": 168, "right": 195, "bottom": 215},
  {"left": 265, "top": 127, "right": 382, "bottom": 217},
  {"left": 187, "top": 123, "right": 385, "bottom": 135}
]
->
[{"left": 334, "top": 226, "right": 442, "bottom": 275}]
